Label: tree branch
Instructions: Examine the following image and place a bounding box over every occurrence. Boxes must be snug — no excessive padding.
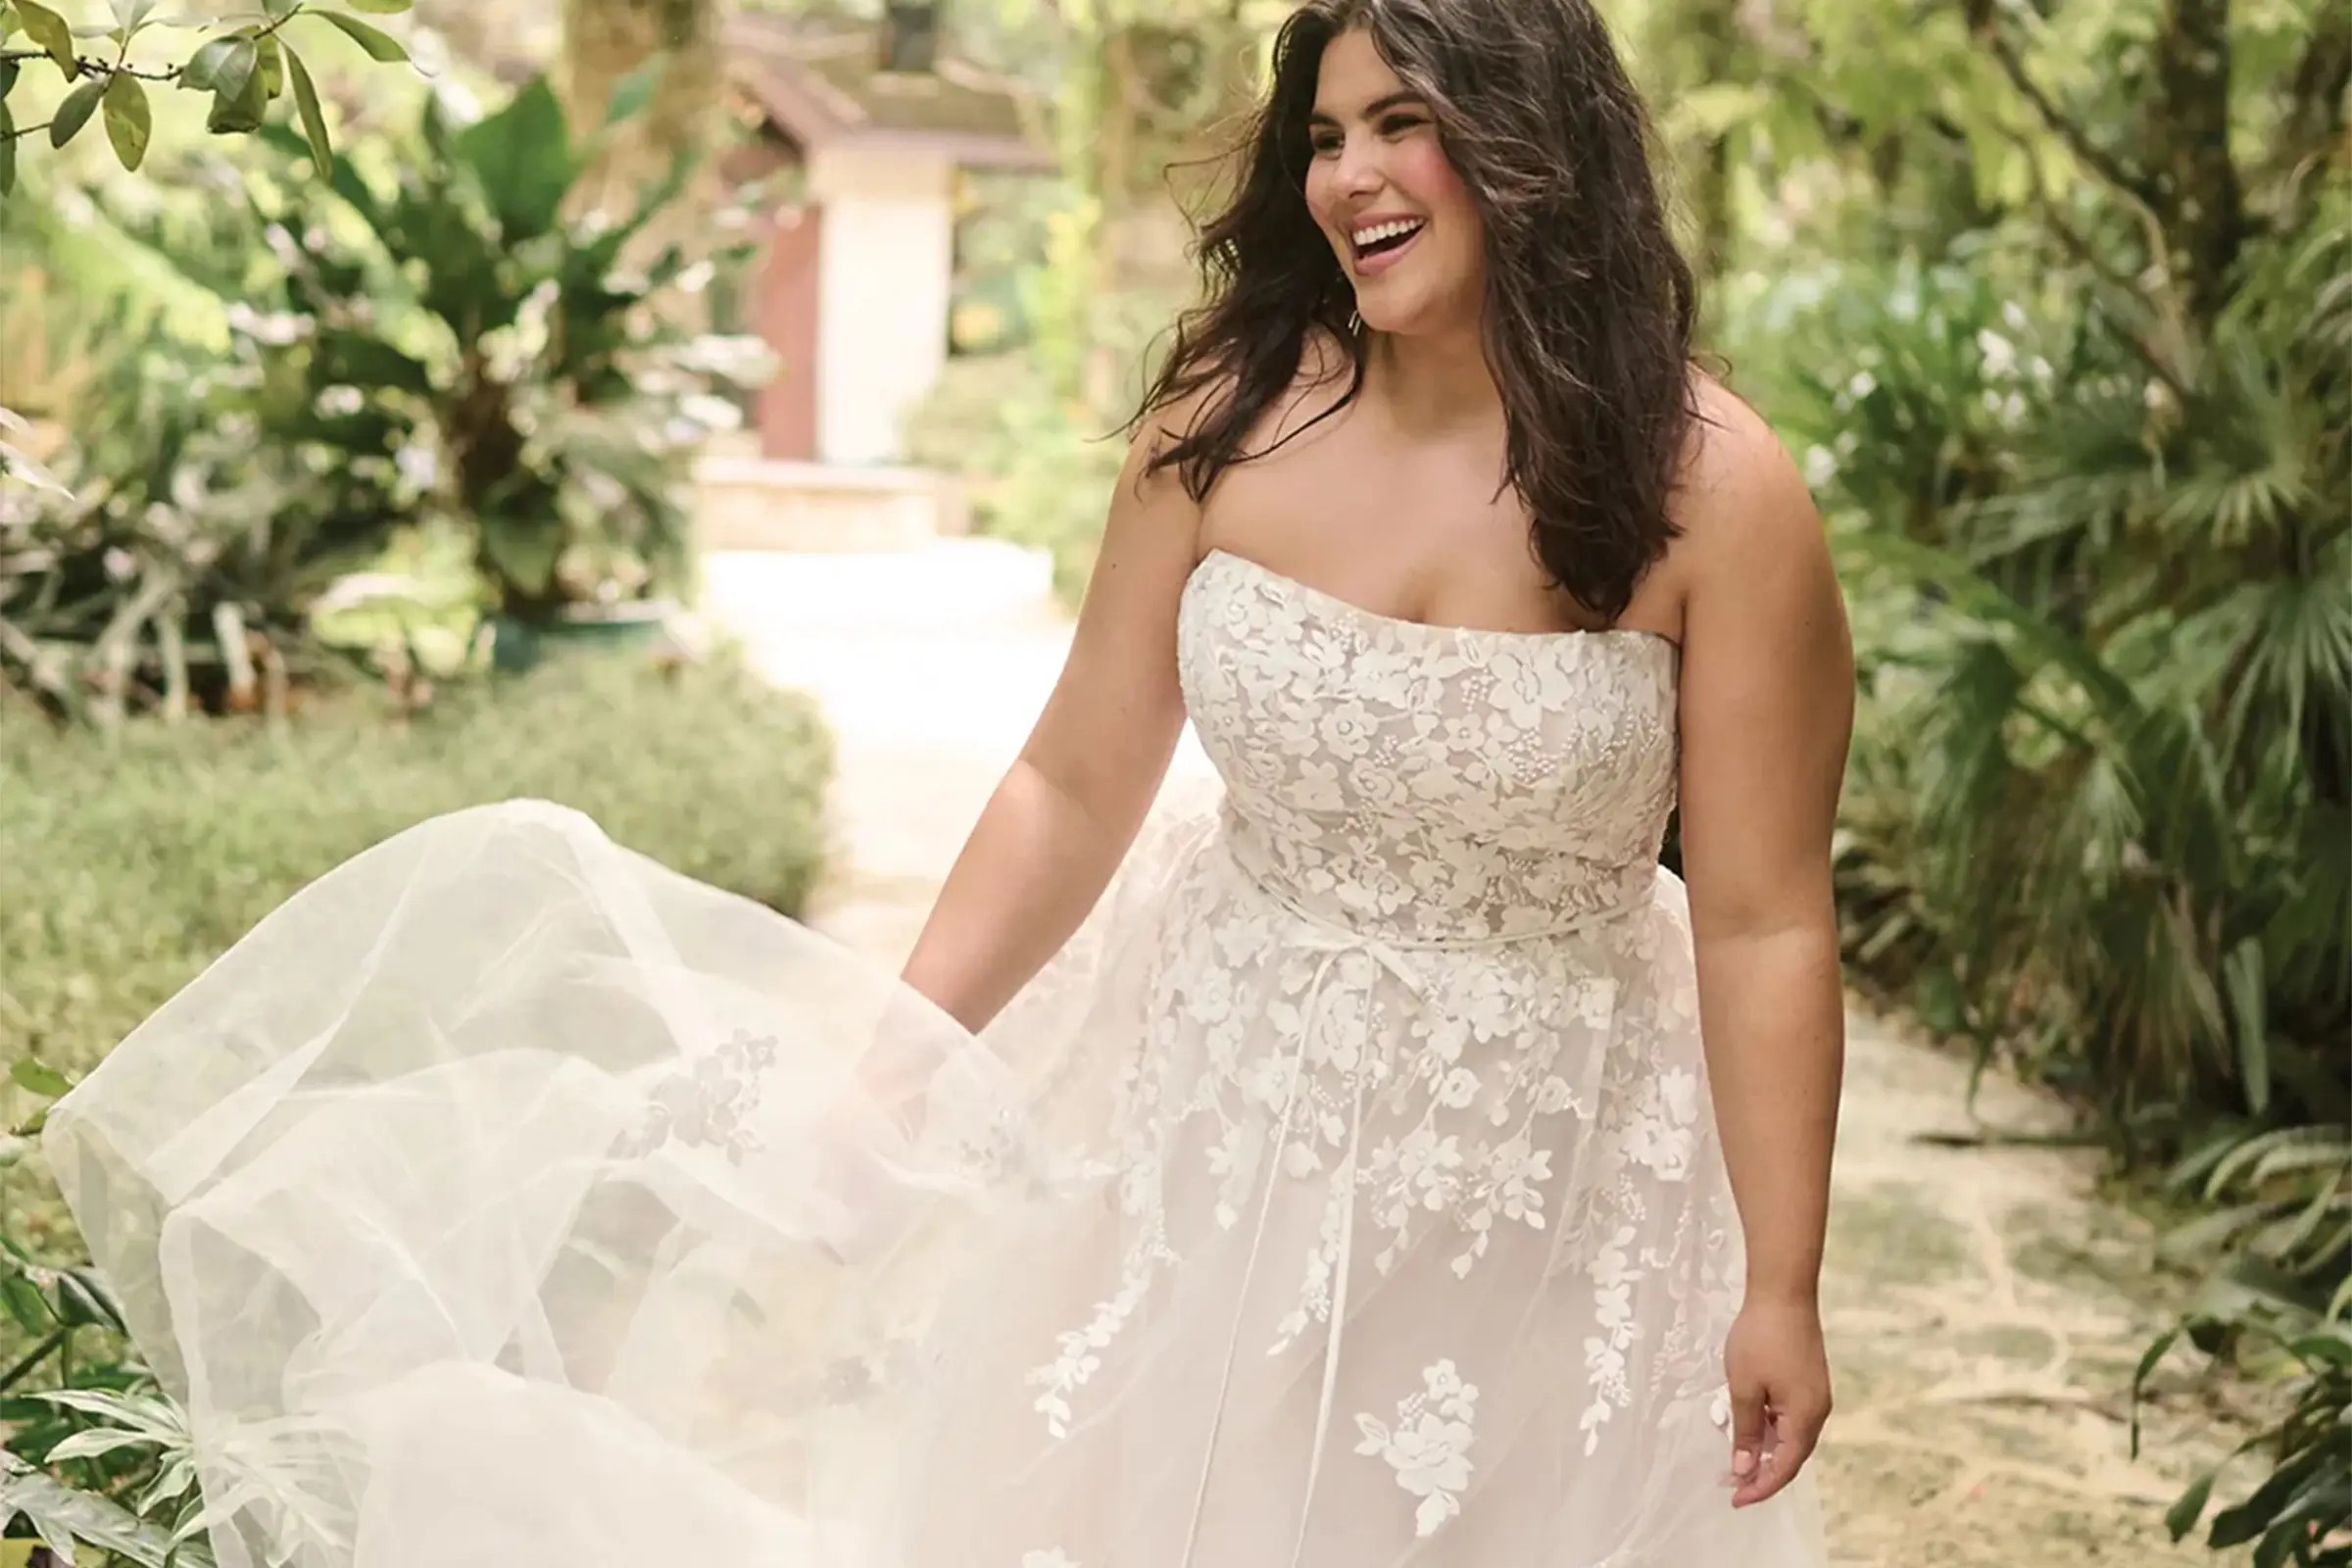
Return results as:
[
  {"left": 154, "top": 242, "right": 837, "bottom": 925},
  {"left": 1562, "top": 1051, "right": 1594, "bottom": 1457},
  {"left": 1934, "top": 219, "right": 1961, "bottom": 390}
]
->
[
  {"left": 1967, "top": 9, "right": 2156, "bottom": 206},
  {"left": 1994, "top": 116, "right": 2195, "bottom": 402},
  {"left": 2273, "top": 13, "right": 2351, "bottom": 183},
  {"left": 0, "top": 48, "right": 183, "bottom": 82}
]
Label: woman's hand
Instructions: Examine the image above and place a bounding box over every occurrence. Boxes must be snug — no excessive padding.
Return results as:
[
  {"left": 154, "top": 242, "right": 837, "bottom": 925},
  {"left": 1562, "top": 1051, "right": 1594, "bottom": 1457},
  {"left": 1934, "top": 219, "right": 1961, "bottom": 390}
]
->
[{"left": 1723, "top": 1293, "right": 1833, "bottom": 1509}]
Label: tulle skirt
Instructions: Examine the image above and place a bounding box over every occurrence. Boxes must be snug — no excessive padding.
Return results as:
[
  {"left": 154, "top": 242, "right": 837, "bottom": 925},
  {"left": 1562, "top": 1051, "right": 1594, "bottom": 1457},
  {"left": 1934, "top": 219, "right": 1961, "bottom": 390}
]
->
[{"left": 47, "top": 798, "right": 1825, "bottom": 1567}]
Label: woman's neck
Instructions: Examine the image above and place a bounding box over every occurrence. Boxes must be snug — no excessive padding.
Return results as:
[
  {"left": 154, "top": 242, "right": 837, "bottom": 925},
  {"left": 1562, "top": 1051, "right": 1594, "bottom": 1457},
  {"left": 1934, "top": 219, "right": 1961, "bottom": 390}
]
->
[{"left": 1365, "top": 321, "right": 1503, "bottom": 435}]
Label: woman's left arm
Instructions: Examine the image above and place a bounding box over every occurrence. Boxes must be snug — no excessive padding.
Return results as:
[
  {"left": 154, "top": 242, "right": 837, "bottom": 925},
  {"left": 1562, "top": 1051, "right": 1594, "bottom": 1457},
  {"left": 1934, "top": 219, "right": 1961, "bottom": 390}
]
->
[{"left": 1672, "top": 396, "right": 1855, "bottom": 1510}]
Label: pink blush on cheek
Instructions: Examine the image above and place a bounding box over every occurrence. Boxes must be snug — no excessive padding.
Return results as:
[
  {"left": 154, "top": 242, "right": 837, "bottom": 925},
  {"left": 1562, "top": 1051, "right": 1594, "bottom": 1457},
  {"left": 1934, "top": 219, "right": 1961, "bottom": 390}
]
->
[{"left": 1386, "top": 137, "right": 1471, "bottom": 213}]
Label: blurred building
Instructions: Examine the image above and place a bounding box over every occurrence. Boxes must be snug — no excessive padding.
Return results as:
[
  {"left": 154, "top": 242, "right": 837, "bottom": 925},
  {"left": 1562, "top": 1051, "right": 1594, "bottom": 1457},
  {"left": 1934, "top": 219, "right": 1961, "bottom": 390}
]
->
[{"left": 725, "top": 5, "right": 1054, "bottom": 470}]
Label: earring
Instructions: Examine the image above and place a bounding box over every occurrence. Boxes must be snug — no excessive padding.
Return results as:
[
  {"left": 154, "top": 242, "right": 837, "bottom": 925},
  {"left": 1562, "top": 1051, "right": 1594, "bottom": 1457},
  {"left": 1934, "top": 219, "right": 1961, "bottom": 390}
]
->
[{"left": 1348, "top": 307, "right": 1362, "bottom": 334}]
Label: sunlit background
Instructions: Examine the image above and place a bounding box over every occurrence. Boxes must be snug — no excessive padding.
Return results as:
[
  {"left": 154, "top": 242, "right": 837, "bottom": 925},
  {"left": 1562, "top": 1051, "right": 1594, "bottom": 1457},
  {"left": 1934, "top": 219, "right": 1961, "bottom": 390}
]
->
[{"left": 1, "top": 0, "right": 2345, "bottom": 1562}]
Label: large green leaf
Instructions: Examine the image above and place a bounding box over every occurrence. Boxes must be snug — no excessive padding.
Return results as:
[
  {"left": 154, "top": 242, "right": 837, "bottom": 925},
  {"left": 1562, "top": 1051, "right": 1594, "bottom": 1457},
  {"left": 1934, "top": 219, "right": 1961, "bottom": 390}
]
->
[
  {"left": 12, "top": 0, "right": 74, "bottom": 72},
  {"left": 476, "top": 511, "right": 563, "bottom": 601},
  {"left": 451, "top": 75, "right": 576, "bottom": 242},
  {"left": 180, "top": 34, "right": 256, "bottom": 97},
  {"left": 283, "top": 43, "right": 330, "bottom": 173},
  {"left": 101, "top": 71, "right": 149, "bottom": 170},
  {"left": 313, "top": 10, "right": 406, "bottom": 62},
  {"left": 48, "top": 70, "right": 104, "bottom": 147}
]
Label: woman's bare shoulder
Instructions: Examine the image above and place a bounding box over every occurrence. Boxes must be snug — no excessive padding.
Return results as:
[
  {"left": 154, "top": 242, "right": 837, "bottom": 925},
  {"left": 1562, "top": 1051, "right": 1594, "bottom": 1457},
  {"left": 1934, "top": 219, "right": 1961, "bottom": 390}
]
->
[{"left": 1672, "top": 371, "right": 1827, "bottom": 571}]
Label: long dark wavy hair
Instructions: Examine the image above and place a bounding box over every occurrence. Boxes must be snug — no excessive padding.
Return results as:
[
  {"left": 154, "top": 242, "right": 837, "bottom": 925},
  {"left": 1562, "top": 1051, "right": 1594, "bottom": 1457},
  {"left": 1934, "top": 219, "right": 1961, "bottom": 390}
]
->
[{"left": 1136, "top": 0, "right": 1702, "bottom": 622}]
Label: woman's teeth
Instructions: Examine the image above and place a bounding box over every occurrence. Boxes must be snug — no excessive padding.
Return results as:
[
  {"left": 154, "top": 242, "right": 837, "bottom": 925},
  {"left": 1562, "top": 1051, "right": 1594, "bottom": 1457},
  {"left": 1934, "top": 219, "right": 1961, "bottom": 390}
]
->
[{"left": 1352, "top": 220, "right": 1425, "bottom": 256}]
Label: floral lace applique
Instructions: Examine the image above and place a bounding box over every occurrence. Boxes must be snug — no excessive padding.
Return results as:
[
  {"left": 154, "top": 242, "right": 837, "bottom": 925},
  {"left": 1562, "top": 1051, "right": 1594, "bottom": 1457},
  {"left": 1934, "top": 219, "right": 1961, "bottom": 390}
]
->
[
  {"left": 1354, "top": 1359, "right": 1481, "bottom": 1539},
  {"left": 1004, "top": 550, "right": 1738, "bottom": 1542},
  {"left": 616, "top": 1028, "right": 777, "bottom": 1164}
]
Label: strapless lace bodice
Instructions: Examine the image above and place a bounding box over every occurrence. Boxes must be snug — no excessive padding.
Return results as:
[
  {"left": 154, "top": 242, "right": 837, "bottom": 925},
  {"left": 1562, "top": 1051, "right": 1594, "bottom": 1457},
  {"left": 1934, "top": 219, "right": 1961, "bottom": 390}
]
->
[{"left": 1177, "top": 549, "right": 1681, "bottom": 944}]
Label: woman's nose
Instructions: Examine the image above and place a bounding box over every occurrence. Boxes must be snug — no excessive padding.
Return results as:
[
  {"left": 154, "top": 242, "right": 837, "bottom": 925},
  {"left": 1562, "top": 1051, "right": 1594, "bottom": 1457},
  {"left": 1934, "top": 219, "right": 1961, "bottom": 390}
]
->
[{"left": 1334, "top": 134, "right": 1384, "bottom": 198}]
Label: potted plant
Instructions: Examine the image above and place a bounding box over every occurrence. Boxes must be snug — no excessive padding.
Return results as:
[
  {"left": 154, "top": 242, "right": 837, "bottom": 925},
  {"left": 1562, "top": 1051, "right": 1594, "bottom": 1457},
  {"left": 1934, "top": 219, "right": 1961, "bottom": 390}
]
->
[{"left": 249, "top": 73, "right": 770, "bottom": 670}]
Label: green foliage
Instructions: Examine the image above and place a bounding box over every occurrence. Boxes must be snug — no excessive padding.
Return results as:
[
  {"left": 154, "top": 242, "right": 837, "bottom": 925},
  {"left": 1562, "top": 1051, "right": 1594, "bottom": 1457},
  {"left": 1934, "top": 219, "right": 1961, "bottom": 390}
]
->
[
  {"left": 1718, "top": 7, "right": 2347, "bottom": 1553},
  {"left": 1, "top": 67, "right": 770, "bottom": 720},
  {"left": 1777, "top": 196, "right": 2349, "bottom": 1152},
  {"left": 0, "top": 316, "right": 424, "bottom": 723},
  {"left": 0, "top": 648, "right": 831, "bottom": 1561},
  {"left": 0, "top": 648, "right": 832, "bottom": 1094},
  {"left": 0, "top": 0, "right": 415, "bottom": 195},
  {"left": 2135, "top": 1278, "right": 2352, "bottom": 1564},
  {"left": 1, "top": 1057, "right": 214, "bottom": 1565},
  {"left": 230, "top": 72, "right": 770, "bottom": 622}
]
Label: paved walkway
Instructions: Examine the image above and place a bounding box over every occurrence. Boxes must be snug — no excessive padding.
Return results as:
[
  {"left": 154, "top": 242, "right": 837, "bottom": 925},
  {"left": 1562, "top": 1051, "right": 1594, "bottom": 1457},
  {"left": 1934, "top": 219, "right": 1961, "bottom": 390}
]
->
[{"left": 707, "top": 544, "right": 2242, "bottom": 1567}]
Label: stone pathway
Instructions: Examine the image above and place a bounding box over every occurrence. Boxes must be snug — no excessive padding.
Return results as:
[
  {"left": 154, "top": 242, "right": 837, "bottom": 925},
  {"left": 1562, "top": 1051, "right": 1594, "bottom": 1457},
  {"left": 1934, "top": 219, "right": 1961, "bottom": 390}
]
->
[{"left": 706, "top": 543, "right": 2247, "bottom": 1567}]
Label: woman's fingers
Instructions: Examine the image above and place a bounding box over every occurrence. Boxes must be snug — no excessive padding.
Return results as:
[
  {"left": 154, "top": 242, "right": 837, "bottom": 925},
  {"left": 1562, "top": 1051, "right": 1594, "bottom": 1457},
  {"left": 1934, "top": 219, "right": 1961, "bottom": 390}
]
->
[{"left": 1731, "top": 1390, "right": 1831, "bottom": 1508}]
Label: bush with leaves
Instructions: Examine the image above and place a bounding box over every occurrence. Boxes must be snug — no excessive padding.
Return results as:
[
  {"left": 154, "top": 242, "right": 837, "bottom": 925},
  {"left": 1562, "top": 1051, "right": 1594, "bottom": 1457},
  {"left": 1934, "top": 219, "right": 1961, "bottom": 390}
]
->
[
  {"left": 3, "top": 1061, "right": 216, "bottom": 1566},
  {"left": 230, "top": 72, "right": 770, "bottom": 623},
  {"left": 0, "top": 310, "right": 425, "bottom": 721},
  {"left": 1717, "top": 3, "right": 2347, "bottom": 1554},
  {"left": 1, "top": 646, "right": 834, "bottom": 1561}
]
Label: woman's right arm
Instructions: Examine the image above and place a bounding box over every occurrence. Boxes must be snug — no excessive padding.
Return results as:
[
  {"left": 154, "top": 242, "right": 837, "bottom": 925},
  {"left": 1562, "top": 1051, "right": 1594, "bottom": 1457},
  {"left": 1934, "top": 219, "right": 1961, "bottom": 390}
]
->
[{"left": 896, "top": 414, "right": 1205, "bottom": 1035}]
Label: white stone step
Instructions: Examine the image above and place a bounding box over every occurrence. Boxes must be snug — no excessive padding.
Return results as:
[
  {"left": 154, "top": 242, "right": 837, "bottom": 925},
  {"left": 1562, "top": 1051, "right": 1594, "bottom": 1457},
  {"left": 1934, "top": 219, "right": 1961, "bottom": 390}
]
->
[{"left": 697, "top": 538, "right": 1061, "bottom": 639}]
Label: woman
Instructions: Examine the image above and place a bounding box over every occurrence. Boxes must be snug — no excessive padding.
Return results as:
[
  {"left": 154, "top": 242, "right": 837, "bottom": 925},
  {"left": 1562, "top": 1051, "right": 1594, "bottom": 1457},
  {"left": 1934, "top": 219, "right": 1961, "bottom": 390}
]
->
[{"left": 48, "top": 2, "right": 1849, "bottom": 1565}]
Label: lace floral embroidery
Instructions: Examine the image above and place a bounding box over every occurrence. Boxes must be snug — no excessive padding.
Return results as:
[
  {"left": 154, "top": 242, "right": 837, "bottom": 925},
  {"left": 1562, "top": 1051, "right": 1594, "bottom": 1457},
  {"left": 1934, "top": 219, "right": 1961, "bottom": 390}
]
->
[
  {"left": 615, "top": 1029, "right": 777, "bottom": 1164},
  {"left": 998, "top": 549, "right": 1747, "bottom": 1542},
  {"left": 1354, "top": 1359, "right": 1481, "bottom": 1539}
]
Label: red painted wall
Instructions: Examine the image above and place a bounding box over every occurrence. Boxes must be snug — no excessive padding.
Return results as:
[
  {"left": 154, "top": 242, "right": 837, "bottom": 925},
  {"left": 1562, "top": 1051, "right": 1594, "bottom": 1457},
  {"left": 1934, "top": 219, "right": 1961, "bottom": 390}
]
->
[{"left": 756, "top": 203, "right": 824, "bottom": 461}]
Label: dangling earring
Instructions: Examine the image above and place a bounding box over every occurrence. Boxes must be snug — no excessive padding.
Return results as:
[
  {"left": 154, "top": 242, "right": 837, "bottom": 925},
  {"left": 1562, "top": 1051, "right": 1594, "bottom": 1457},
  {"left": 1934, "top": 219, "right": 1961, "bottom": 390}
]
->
[{"left": 1348, "top": 307, "right": 1363, "bottom": 335}]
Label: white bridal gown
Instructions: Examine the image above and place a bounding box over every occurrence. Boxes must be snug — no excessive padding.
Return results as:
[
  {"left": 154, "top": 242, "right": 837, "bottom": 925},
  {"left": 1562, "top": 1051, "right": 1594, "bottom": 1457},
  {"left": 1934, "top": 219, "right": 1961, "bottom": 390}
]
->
[{"left": 48, "top": 547, "right": 1828, "bottom": 1567}]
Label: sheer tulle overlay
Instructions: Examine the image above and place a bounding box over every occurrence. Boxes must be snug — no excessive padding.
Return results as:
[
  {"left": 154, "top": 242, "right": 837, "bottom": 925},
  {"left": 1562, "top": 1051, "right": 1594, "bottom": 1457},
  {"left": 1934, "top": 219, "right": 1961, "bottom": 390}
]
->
[{"left": 49, "top": 549, "right": 1826, "bottom": 1566}]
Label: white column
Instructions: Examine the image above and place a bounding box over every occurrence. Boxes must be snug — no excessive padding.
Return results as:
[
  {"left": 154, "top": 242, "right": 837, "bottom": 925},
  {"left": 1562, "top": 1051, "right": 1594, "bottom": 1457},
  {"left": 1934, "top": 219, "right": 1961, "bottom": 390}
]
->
[{"left": 808, "top": 144, "right": 956, "bottom": 466}]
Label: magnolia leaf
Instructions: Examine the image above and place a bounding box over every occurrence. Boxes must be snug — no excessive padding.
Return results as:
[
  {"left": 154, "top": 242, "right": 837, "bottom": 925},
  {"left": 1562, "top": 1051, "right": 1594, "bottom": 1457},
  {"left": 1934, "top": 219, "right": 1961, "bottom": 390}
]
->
[
  {"left": 314, "top": 10, "right": 405, "bottom": 61},
  {"left": 285, "top": 43, "right": 329, "bottom": 172},
  {"left": 13, "top": 0, "right": 74, "bottom": 73},
  {"left": 180, "top": 33, "right": 255, "bottom": 97},
  {"left": 601, "top": 53, "right": 662, "bottom": 128},
  {"left": 102, "top": 71, "right": 149, "bottom": 170},
  {"left": 49, "top": 70, "right": 104, "bottom": 147},
  {"left": 204, "top": 54, "right": 266, "bottom": 132}
]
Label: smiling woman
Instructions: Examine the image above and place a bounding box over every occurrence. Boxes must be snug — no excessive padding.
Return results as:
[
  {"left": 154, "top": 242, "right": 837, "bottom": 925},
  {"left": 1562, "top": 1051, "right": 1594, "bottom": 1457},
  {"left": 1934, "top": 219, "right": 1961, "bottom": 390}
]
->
[
  {"left": 1303, "top": 60, "right": 1484, "bottom": 326},
  {"left": 46, "top": 3, "right": 1849, "bottom": 1566},
  {"left": 1143, "top": 0, "right": 1703, "bottom": 628}
]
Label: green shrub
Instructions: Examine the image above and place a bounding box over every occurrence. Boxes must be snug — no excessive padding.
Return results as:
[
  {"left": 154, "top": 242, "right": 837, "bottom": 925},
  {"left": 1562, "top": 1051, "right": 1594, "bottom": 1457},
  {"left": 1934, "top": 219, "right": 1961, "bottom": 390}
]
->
[{"left": 0, "top": 651, "right": 833, "bottom": 1101}]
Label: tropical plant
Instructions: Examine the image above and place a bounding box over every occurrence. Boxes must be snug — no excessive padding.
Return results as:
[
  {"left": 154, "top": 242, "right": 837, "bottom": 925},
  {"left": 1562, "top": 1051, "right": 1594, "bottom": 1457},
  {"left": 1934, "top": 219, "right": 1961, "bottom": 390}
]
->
[
  {"left": 1731, "top": 5, "right": 2346, "bottom": 1555},
  {"left": 2, "top": 1060, "right": 216, "bottom": 1566},
  {"left": 2135, "top": 1269, "right": 2352, "bottom": 1565},
  {"left": 239, "top": 71, "right": 769, "bottom": 624},
  {"left": 0, "top": 318, "right": 421, "bottom": 722}
]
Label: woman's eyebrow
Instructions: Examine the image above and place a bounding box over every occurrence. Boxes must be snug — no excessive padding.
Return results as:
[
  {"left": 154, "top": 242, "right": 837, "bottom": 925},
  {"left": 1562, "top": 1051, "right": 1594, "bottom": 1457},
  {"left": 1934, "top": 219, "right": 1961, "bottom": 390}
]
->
[{"left": 1306, "top": 91, "right": 1431, "bottom": 126}]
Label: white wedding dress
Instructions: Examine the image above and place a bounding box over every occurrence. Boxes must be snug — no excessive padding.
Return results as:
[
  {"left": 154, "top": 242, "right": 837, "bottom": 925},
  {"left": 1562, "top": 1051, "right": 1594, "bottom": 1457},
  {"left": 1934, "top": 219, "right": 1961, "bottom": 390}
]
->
[{"left": 48, "top": 547, "right": 1827, "bottom": 1567}]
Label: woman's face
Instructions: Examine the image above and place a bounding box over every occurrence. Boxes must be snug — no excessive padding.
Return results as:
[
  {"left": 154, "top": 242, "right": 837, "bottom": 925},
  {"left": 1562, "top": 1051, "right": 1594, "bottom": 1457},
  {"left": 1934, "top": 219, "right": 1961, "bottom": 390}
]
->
[{"left": 1302, "top": 27, "right": 1486, "bottom": 338}]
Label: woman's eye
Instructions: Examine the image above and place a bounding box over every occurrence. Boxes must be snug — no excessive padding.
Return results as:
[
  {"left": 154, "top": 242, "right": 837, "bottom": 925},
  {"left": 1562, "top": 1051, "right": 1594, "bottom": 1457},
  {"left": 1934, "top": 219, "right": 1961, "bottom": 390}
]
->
[
  {"left": 1309, "top": 134, "right": 1343, "bottom": 156},
  {"left": 1380, "top": 115, "right": 1425, "bottom": 137}
]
